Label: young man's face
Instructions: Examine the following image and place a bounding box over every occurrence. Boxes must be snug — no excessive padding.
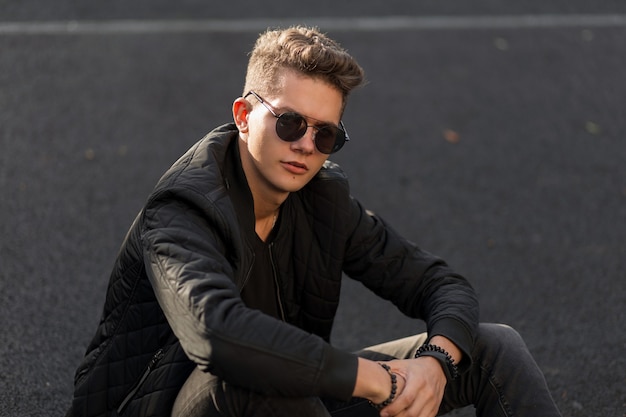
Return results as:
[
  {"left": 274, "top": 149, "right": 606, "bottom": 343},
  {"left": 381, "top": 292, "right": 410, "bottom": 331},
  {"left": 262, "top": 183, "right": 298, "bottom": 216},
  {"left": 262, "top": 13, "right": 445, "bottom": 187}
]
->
[{"left": 235, "top": 70, "right": 344, "bottom": 201}]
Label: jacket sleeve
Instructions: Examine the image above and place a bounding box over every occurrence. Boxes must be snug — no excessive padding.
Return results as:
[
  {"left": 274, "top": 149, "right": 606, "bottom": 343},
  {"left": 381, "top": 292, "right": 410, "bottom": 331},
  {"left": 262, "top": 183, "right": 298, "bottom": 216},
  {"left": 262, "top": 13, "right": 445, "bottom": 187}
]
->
[
  {"left": 342, "top": 196, "right": 479, "bottom": 369},
  {"left": 140, "top": 187, "right": 358, "bottom": 400}
]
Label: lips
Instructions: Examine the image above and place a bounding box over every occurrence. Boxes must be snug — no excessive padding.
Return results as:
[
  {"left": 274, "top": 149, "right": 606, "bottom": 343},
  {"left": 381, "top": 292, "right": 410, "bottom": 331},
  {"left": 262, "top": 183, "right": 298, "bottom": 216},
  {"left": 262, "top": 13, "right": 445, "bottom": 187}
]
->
[{"left": 282, "top": 160, "right": 309, "bottom": 175}]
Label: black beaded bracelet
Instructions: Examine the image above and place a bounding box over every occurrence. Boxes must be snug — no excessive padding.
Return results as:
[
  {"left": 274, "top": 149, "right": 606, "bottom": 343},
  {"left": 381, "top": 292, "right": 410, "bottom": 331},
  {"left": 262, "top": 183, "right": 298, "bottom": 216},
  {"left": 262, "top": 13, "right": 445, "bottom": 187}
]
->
[
  {"left": 415, "top": 344, "right": 459, "bottom": 381},
  {"left": 370, "top": 363, "right": 398, "bottom": 410}
]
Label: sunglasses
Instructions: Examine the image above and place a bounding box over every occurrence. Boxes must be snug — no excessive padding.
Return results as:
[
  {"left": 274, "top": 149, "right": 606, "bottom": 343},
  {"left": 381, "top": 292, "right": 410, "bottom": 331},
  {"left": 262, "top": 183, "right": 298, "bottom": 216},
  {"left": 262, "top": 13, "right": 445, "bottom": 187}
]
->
[{"left": 244, "top": 90, "right": 349, "bottom": 154}]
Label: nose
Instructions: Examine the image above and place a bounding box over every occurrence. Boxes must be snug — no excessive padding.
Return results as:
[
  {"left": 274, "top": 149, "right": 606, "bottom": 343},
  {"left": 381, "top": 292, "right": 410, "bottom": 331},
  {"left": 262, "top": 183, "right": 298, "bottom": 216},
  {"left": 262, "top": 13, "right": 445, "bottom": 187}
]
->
[{"left": 291, "top": 126, "right": 317, "bottom": 154}]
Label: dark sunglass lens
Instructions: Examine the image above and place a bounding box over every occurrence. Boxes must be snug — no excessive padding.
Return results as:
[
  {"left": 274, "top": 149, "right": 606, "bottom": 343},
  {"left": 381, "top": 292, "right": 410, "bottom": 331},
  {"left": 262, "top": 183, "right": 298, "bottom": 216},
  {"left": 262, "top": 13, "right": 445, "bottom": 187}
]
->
[
  {"left": 276, "top": 113, "right": 307, "bottom": 142},
  {"left": 315, "top": 126, "right": 343, "bottom": 154}
]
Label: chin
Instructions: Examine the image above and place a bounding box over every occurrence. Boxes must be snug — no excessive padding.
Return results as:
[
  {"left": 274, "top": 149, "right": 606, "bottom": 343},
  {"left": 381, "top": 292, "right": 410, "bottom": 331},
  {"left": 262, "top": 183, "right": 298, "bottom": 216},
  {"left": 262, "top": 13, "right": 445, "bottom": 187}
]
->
[{"left": 278, "top": 179, "right": 308, "bottom": 193}]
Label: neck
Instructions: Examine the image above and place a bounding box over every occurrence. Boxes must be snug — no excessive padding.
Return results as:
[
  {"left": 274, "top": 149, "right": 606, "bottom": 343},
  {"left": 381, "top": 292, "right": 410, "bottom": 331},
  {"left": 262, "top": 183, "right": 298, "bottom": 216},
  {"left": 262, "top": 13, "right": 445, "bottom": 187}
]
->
[
  {"left": 238, "top": 139, "right": 288, "bottom": 219},
  {"left": 255, "top": 206, "right": 279, "bottom": 242}
]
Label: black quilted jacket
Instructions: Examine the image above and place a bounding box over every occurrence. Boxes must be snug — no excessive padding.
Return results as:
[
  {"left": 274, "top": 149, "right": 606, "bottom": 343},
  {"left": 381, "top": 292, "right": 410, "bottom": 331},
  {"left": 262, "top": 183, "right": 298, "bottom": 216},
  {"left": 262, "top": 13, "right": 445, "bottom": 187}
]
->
[{"left": 68, "top": 123, "right": 479, "bottom": 417}]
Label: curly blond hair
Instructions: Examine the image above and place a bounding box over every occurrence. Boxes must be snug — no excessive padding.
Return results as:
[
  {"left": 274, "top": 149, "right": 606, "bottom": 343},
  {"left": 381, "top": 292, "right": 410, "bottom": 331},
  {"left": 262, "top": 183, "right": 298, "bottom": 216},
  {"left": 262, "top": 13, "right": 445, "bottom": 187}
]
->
[{"left": 243, "top": 26, "right": 365, "bottom": 107}]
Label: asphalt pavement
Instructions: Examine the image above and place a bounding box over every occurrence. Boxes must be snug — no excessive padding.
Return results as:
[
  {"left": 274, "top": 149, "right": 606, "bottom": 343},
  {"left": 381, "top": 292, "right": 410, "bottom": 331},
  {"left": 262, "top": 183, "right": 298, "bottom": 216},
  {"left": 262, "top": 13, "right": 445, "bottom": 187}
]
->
[{"left": 1, "top": 3, "right": 625, "bottom": 417}]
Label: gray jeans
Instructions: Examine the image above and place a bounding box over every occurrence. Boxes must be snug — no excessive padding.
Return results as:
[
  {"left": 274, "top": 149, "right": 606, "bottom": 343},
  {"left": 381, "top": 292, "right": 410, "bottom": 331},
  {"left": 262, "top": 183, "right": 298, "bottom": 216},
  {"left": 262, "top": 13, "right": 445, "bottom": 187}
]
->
[{"left": 171, "top": 323, "right": 562, "bottom": 417}]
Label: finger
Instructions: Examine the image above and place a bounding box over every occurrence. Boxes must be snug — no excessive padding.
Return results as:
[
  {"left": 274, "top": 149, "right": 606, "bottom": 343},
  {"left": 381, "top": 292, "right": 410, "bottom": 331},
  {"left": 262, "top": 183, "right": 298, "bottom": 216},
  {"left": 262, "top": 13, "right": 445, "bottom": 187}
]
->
[
  {"left": 379, "top": 385, "right": 415, "bottom": 417},
  {"left": 388, "top": 379, "right": 443, "bottom": 417},
  {"left": 407, "top": 386, "right": 444, "bottom": 417}
]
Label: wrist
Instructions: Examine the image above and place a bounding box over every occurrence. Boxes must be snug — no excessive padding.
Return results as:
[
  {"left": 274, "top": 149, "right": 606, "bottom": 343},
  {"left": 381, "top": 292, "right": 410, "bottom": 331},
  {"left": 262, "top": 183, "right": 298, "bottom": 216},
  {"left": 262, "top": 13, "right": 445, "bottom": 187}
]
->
[
  {"left": 353, "top": 358, "right": 394, "bottom": 403},
  {"left": 369, "top": 363, "right": 397, "bottom": 410},
  {"left": 415, "top": 343, "right": 459, "bottom": 382},
  {"left": 428, "top": 335, "right": 462, "bottom": 364}
]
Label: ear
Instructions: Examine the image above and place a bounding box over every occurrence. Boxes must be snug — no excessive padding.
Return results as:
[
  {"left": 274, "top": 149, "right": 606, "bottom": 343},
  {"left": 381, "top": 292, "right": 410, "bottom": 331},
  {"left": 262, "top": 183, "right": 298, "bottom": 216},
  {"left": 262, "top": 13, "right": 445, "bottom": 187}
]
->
[{"left": 232, "top": 97, "right": 252, "bottom": 134}]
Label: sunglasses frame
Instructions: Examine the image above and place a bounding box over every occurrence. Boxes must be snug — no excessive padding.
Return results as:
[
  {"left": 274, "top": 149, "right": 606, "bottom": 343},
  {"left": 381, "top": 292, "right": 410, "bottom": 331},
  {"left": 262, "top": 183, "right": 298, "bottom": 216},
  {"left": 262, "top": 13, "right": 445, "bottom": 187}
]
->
[{"left": 244, "top": 90, "right": 349, "bottom": 154}]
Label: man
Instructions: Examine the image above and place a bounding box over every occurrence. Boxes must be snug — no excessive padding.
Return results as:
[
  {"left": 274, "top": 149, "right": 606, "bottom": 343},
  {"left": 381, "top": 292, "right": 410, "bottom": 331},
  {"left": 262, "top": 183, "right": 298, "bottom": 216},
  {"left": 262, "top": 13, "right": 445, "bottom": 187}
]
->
[{"left": 68, "top": 26, "right": 562, "bottom": 417}]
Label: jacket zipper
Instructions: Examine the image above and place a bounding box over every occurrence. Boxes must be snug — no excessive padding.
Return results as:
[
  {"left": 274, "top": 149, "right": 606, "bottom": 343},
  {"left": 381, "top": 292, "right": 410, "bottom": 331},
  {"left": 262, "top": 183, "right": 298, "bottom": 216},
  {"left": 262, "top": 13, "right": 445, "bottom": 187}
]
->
[
  {"left": 268, "top": 242, "right": 286, "bottom": 322},
  {"left": 116, "top": 348, "right": 165, "bottom": 415}
]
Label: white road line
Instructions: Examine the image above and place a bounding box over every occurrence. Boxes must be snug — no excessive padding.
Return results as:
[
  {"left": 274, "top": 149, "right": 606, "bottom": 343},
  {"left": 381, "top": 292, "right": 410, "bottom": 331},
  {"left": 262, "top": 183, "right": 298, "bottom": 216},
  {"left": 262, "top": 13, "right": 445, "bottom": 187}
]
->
[{"left": 1, "top": 14, "right": 626, "bottom": 35}]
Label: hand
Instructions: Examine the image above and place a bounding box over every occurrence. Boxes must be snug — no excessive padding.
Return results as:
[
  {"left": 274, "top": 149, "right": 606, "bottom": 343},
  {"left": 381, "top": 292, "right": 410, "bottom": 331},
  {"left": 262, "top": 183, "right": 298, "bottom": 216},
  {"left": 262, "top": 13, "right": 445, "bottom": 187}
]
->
[
  {"left": 378, "top": 356, "right": 447, "bottom": 417},
  {"left": 353, "top": 336, "right": 461, "bottom": 416}
]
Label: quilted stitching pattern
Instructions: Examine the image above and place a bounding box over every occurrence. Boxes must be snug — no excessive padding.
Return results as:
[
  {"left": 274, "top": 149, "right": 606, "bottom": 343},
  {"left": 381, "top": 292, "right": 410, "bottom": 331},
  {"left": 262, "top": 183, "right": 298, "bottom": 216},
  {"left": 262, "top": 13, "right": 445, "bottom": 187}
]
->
[
  {"left": 72, "top": 241, "right": 179, "bottom": 417},
  {"left": 69, "top": 124, "right": 478, "bottom": 416},
  {"left": 120, "top": 343, "right": 196, "bottom": 417},
  {"left": 290, "top": 164, "right": 352, "bottom": 340},
  {"left": 70, "top": 127, "right": 237, "bottom": 417},
  {"left": 69, "top": 127, "right": 355, "bottom": 415}
]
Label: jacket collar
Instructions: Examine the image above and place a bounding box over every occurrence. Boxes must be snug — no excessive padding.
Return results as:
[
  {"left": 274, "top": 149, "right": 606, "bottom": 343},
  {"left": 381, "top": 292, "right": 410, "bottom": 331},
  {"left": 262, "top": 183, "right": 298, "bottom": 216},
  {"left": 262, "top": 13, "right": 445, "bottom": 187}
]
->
[{"left": 224, "top": 136, "right": 257, "bottom": 237}]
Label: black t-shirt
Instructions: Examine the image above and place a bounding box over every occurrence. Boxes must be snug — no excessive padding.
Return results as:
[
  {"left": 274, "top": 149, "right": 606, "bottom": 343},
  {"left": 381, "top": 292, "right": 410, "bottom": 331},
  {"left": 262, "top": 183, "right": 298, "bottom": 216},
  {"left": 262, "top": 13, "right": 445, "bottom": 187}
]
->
[
  {"left": 240, "top": 231, "right": 280, "bottom": 318},
  {"left": 227, "top": 140, "right": 282, "bottom": 319}
]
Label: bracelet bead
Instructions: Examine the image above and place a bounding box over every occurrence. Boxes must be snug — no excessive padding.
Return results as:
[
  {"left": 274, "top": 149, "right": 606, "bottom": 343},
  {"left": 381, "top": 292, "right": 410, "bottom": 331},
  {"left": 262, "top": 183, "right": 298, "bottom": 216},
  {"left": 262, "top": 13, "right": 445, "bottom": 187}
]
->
[
  {"left": 415, "top": 343, "right": 459, "bottom": 381},
  {"left": 370, "top": 363, "right": 397, "bottom": 410}
]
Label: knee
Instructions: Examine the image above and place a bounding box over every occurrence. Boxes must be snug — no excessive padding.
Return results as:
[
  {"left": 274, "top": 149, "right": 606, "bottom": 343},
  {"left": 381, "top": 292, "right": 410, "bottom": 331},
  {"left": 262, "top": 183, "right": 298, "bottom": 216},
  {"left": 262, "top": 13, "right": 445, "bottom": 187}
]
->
[
  {"left": 480, "top": 322, "right": 522, "bottom": 340},
  {"left": 474, "top": 323, "right": 527, "bottom": 357},
  {"left": 172, "top": 368, "right": 224, "bottom": 417}
]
